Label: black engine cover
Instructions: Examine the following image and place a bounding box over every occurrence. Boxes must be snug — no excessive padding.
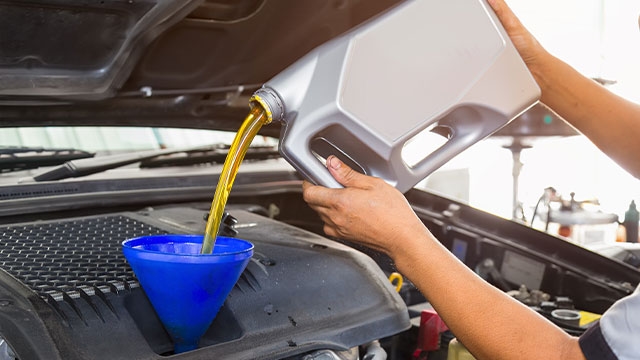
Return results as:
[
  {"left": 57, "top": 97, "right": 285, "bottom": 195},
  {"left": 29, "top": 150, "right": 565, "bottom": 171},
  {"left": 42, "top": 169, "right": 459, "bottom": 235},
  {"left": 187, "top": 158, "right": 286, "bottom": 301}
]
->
[{"left": 0, "top": 207, "right": 410, "bottom": 359}]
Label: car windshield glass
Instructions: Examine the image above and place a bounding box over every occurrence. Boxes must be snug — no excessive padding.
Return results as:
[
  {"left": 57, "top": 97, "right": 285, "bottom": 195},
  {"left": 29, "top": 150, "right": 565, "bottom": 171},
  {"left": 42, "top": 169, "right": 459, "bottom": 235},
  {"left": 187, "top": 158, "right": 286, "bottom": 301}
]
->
[
  {"left": 0, "top": 126, "right": 279, "bottom": 177},
  {"left": 0, "top": 126, "right": 277, "bottom": 154}
]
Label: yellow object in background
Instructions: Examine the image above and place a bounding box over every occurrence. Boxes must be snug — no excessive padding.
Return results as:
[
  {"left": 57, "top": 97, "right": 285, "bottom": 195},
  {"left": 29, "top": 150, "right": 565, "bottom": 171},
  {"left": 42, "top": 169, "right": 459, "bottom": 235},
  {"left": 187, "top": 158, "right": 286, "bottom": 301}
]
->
[
  {"left": 579, "top": 311, "right": 602, "bottom": 327},
  {"left": 388, "top": 272, "right": 403, "bottom": 293},
  {"left": 447, "top": 338, "right": 476, "bottom": 360}
]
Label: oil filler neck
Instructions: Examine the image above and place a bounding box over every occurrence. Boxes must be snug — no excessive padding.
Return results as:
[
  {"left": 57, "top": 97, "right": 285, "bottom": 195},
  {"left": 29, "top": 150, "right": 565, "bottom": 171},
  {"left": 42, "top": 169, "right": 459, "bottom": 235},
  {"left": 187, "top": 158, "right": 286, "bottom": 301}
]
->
[{"left": 250, "top": 87, "right": 284, "bottom": 124}]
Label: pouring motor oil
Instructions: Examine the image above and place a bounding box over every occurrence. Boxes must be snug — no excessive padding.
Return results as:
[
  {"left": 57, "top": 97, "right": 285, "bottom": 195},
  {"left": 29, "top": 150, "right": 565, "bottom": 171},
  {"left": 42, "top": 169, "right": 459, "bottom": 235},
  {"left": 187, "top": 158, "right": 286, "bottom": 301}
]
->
[{"left": 252, "top": 0, "right": 540, "bottom": 193}]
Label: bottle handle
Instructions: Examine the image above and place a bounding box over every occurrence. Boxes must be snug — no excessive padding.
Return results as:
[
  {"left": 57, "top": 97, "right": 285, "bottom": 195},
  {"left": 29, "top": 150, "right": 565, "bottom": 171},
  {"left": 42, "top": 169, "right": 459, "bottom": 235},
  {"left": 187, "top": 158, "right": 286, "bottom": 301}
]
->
[
  {"left": 281, "top": 139, "right": 344, "bottom": 189},
  {"left": 410, "top": 107, "right": 509, "bottom": 187}
]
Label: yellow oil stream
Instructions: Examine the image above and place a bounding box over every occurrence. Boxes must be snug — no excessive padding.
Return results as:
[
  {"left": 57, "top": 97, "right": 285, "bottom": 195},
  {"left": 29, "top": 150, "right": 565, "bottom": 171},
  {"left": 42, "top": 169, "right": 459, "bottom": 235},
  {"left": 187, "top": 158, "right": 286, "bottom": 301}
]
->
[{"left": 201, "top": 101, "right": 272, "bottom": 254}]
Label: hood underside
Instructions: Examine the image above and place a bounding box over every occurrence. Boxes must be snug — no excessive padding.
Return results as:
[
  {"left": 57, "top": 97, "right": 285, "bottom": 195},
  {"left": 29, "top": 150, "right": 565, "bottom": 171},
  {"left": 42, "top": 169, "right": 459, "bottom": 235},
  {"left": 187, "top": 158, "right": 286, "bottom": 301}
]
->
[{"left": 0, "top": 0, "right": 402, "bottom": 137}]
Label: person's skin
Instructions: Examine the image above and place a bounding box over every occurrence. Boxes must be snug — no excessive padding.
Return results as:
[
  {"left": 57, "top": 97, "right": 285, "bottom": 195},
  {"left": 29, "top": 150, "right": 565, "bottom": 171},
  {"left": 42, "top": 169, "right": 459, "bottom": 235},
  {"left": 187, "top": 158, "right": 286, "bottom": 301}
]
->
[
  {"left": 489, "top": 0, "right": 640, "bottom": 179},
  {"left": 302, "top": 0, "right": 640, "bottom": 358},
  {"left": 303, "top": 156, "right": 585, "bottom": 360}
]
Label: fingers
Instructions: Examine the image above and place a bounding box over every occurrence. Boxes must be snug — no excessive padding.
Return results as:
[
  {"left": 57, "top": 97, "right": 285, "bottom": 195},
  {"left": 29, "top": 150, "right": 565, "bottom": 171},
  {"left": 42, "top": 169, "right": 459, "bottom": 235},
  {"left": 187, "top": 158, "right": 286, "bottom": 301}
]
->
[
  {"left": 487, "top": 0, "right": 524, "bottom": 35},
  {"left": 486, "top": 0, "right": 547, "bottom": 78},
  {"left": 300, "top": 184, "right": 342, "bottom": 238},
  {"left": 302, "top": 180, "right": 334, "bottom": 209},
  {"left": 302, "top": 156, "right": 375, "bottom": 207},
  {"left": 301, "top": 155, "right": 394, "bottom": 243},
  {"left": 326, "top": 156, "right": 372, "bottom": 189}
]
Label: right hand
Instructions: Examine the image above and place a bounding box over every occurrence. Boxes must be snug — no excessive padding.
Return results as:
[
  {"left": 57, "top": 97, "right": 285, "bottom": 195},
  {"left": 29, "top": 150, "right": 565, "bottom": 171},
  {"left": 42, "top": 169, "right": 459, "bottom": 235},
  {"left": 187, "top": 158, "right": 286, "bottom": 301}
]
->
[{"left": 487, "top": 0, "right": 548, "bottom": 77}]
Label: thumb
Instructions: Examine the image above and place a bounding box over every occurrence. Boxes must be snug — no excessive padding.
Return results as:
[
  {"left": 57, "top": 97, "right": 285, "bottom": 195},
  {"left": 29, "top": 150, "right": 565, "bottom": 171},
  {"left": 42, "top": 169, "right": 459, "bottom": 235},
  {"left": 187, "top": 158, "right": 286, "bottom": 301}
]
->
[{"left": 326, "top": 156, "right": 369, "bottom": 188}]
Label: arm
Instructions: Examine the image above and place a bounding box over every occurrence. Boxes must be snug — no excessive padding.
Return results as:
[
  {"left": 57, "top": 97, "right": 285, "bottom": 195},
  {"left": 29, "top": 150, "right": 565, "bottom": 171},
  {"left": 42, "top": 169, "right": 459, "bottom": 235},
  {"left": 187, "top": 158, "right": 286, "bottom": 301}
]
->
[
  {"left": 302, "top": 156, "right": 585, "bottom": 360},
  {"left": 489, "top": 0, "right": 640, "bottom": 179}
]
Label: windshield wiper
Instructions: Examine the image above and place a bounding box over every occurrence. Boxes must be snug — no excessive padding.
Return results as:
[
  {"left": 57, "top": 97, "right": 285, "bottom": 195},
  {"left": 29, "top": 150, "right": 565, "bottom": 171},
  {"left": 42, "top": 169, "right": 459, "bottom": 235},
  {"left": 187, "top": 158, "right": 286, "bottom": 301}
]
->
[
  {"left": 27, "top": 146, "right": 218, "bottom": 182},
  {"left": 139, "top": 145, "right": 280, "bottom": 168},
  {"left": 0, "top": 146, "right": 95, "bottom": 173},
  {"left": 26, "top": 144, "right": 280, "bottom": 182}
]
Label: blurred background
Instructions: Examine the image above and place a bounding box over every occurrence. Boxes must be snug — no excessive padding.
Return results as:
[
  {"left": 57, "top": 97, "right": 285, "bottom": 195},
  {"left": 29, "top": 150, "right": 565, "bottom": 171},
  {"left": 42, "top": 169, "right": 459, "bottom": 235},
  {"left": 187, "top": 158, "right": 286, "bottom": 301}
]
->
[{"left": 420, "top": 0, "right": 640, "bottom": 238}]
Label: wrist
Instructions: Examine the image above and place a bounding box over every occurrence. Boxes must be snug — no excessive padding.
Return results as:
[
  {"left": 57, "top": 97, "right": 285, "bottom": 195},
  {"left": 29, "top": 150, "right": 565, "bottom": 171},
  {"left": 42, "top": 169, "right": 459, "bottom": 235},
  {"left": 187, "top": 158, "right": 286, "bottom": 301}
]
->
[{"left": 389, "top": 228, "right": 438, "bottom": 276}]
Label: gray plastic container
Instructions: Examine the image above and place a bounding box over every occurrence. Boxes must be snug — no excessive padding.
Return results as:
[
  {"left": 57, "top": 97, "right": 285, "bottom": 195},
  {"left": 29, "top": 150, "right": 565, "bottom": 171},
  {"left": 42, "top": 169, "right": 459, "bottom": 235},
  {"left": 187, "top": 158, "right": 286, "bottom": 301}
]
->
[{"left": 253, "top": 0, "right": 540, "bottom": 193}]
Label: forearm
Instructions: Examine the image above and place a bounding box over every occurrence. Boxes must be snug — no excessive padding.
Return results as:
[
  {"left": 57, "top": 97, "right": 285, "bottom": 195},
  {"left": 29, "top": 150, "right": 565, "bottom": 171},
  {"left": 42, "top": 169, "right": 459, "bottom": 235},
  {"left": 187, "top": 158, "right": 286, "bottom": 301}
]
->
[
  {"left": 393, "top": 231, "right": 584, "bottom": 360},
  {"left": 533, "top": 50, "right": 640, "bottom": 179}
]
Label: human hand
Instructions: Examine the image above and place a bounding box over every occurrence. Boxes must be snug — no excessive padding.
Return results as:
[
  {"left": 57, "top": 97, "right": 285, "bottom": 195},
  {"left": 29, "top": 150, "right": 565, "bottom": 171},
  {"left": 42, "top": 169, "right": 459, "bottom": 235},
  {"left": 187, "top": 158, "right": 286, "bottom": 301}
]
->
[
  {"left": 302, "top": 156, "right": 431, "bottom": 258},
  {"left": 487, "top": 0, "right": 548, "bottom": 77}
]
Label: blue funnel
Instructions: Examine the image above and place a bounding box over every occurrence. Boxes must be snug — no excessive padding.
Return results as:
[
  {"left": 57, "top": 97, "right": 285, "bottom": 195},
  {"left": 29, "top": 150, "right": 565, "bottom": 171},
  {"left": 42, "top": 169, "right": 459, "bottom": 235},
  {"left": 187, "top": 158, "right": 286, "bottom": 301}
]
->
[{"left": 122, "top": 234, "right": 253, "bottom": 353}]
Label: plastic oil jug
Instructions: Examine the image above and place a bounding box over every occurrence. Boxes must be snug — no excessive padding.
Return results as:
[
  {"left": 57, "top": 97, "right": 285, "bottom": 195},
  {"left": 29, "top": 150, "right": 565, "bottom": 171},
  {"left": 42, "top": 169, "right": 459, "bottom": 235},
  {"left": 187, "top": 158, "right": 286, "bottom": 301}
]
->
[{"left": 251, "top": 0, "right": 540, "bottom": 192}]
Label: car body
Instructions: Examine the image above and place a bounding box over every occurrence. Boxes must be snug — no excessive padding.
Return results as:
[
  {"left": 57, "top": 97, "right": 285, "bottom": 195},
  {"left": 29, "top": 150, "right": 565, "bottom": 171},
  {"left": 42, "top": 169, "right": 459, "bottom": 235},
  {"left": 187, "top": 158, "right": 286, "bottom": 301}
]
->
[{"left": 1, "top": 1, "right": 639, "bottom": 359}]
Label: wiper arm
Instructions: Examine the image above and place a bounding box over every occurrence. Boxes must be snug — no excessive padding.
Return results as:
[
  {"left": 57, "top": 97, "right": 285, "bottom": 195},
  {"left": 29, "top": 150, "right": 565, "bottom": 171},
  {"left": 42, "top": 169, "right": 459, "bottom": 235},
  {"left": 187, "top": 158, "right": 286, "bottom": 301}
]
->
[
  {"left": 0, "top": 146, "right": 95, "bottom": 173},
  {"left": 27, "top": 145, "right": 223, "bottom": 182},
  {"left": 139, "top": 145, "right": 280, "bottom": 168}
]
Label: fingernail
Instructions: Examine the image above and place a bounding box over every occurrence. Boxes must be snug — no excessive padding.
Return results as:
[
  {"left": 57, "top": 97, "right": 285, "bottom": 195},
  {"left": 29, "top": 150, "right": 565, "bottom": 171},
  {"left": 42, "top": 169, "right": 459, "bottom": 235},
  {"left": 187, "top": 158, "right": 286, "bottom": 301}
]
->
[{"left": 328, "top": 156, "right": 341, "bottom": 170}]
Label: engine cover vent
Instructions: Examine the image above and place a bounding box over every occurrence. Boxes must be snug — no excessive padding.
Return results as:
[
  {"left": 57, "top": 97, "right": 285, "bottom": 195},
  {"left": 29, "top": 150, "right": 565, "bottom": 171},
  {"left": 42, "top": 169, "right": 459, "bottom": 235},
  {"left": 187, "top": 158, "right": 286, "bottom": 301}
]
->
[{"left": 0, "top": 215, "right": 167, "bottom": 300}]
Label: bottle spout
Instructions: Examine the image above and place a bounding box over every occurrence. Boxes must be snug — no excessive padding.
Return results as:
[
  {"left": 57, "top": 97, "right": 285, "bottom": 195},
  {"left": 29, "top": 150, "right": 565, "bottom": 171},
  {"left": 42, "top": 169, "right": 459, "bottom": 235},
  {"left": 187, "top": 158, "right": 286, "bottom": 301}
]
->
[{"left": 250, "top": 87, "right": 285, "bottom": 124}]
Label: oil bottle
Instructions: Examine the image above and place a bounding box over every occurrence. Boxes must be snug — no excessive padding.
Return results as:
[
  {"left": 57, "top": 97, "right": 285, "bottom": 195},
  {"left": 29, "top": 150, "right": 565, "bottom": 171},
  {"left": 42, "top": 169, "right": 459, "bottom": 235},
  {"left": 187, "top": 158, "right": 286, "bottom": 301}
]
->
[
  {"left": 251, "top": 0, "right": 540, "bottom": 193},
  {"left": 202, "top": 0, "right": 541, "bottom": 253}
]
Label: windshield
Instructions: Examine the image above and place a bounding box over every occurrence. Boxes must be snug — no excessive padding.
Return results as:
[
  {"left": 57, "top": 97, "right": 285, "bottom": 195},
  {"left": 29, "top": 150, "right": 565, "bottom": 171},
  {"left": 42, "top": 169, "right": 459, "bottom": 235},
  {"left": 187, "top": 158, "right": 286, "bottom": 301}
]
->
[{"left": 0, "top": 126, "right": 277, "bottom": 154}]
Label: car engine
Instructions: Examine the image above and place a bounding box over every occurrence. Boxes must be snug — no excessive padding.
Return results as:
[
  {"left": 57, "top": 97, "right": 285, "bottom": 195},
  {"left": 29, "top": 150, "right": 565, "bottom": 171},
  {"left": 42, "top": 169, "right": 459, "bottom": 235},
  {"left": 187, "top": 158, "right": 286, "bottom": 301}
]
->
[
  {"left": 0, "top": 164, "right": 637, "bottom": 360},
  {"left": 0, "top": 203, "right": 410, "bottom": 359}
]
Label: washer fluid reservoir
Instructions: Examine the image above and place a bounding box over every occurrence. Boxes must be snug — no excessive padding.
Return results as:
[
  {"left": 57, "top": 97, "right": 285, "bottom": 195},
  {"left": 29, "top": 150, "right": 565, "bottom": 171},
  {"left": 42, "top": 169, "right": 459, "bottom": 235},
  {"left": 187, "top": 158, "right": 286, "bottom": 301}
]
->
[{"left": 252, "top": 0, "right": 540, "bottom": 193}]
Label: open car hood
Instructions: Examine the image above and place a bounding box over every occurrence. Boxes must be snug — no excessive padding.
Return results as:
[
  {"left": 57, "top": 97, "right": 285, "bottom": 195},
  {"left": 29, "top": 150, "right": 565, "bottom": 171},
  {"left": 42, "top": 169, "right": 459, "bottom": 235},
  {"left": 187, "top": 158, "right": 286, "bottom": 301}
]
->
[{"left": 1, "top": 0, "right": 402, "bottom": 137}]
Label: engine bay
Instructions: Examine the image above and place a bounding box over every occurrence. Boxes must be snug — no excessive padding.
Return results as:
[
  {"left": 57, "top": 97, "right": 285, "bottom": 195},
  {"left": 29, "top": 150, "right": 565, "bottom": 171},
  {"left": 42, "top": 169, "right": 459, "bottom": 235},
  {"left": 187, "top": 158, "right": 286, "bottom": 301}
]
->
[
  {"left": 0, "top": 204, "right": 410, "bottom": 359},
  {"left": 2, "top": 0, "right": 639, "bottom": 358},
  {"left": 0, "top": 169, "right": 638, "bottom": 359}
]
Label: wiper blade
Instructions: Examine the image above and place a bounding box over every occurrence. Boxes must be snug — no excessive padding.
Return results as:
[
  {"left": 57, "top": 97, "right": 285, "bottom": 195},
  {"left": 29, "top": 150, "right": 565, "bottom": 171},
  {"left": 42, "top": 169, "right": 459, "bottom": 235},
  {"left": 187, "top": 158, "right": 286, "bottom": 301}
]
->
[
  {"left": 27, "top": 145, "right": 222, "bottom": 182},
  {"left": 139, "top": 145, "right": 280, "bottom": 168},
  {"left": 0, "top": 146, "right": 95, "bottom": 173}
]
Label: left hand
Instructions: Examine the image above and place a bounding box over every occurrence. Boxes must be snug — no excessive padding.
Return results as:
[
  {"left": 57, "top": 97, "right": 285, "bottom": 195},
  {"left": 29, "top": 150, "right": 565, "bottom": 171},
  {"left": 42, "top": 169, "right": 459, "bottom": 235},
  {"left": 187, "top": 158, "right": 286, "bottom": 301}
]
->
[{"left": 302, "top": 156, "right": 429, "bottom": 258}]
